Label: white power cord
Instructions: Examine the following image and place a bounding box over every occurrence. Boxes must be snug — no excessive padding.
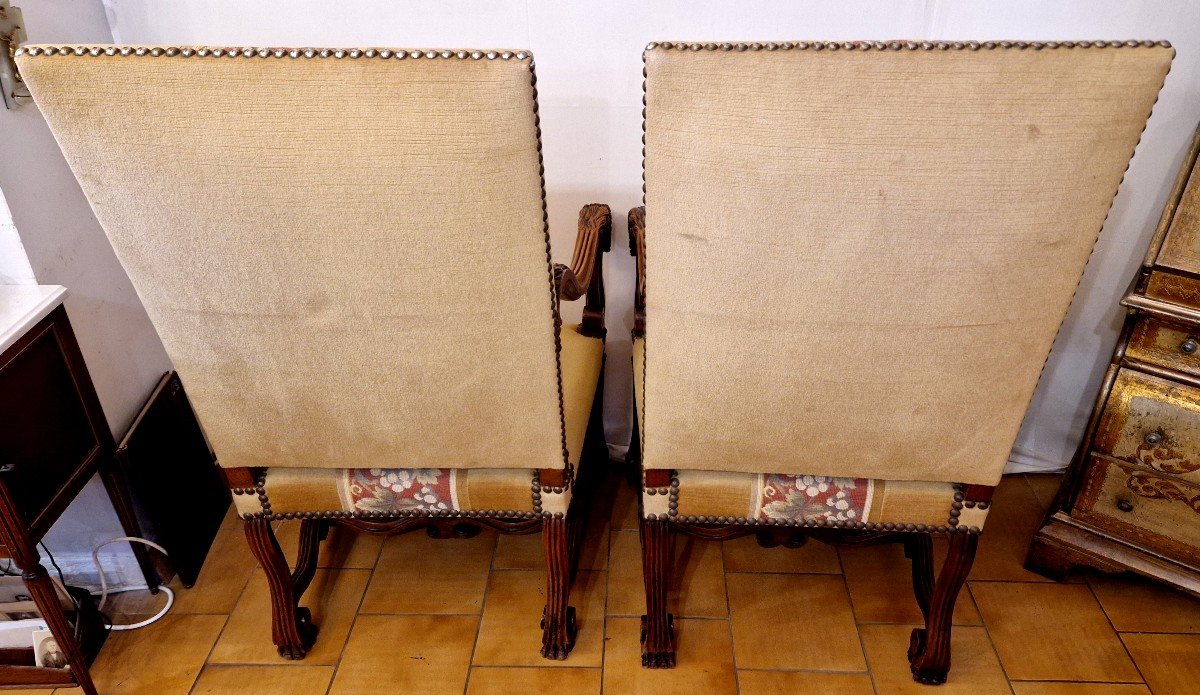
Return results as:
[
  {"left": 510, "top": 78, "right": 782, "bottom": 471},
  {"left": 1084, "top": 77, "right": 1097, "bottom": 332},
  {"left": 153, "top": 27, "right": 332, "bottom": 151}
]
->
[{"left": 91, "top": 537, "right": 174, "bottom": 631}]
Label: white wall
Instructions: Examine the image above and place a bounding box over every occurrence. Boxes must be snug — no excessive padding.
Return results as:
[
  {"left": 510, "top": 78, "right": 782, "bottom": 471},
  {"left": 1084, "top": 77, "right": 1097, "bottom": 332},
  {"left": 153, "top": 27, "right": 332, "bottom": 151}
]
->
[
  {"left": 0, "top": 189, "right": 36, "bottom": 284},
  {"left": 1, "top": 0, "right": 172, "bottom": 588},
  {"left": 78, "top": 0, "right": 1200, "bottom": 474}
]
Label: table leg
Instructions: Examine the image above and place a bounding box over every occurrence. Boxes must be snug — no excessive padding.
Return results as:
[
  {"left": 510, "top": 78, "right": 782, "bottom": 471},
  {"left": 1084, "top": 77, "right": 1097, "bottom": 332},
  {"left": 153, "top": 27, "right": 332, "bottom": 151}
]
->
[{"left": 14, "top": 557, "right": 99, "bottom": 695}]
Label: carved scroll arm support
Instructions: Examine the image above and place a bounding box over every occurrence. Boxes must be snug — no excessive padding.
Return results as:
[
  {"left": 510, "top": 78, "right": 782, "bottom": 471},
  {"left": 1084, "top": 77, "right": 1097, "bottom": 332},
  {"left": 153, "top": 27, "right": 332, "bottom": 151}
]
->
[
  {"left": 554, "top": 203, "right": 612, "bottom": 339},
  {"left": 628, "top": 206, "right": 645, "bottom": 337}
]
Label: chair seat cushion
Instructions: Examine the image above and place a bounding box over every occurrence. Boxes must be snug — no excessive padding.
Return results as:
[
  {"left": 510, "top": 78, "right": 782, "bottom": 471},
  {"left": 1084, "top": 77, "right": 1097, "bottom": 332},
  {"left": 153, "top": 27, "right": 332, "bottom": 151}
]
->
[
  {"left": 642, "top": 469, "right": 989, "bottom": 532},
  {"left": 233, "top": 465, "right": 563, "bottom": 519}
]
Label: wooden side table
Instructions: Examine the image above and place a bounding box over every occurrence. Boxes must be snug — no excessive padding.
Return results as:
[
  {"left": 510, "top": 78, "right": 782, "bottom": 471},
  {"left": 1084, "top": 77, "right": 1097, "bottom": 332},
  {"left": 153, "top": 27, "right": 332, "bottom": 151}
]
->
[
  {"left": 0, "top": 285, "right": 153, "bottom": 694},
  {"left": 1027, "top": 124, "right": 1200, "bottom": 596}
]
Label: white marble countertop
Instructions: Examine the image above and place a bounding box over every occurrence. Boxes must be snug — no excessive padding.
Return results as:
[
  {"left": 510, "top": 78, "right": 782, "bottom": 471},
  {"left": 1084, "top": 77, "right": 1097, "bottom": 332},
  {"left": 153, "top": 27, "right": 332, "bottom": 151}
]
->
[{"left": 0, "top": 285, "right": 67, "bottom": 355}]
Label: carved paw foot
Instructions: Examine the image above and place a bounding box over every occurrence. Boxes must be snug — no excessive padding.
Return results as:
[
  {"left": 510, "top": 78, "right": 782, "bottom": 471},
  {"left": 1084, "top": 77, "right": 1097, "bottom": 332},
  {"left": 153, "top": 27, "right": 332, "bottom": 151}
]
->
[
  {"left": 909, "top": 664, "right": 950, "bottom": 686},
  {"left": 640, "top": 613, "right": 676, "bottom": 668},
  {"left": 907, "top": 627, "right": 949, "bottom": 685},
  {"left": 540, "top": 605, "right": 577, "bottom": 660},
  {"left": 276, "top": 607, "right": 319, "bottom": 660}
]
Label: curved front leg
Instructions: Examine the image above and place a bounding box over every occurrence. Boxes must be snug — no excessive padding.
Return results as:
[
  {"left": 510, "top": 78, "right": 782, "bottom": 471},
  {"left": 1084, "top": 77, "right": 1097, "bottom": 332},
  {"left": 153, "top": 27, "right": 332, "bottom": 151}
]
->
[
  {"left": 541, "top": 515, "right": 577, "bottom": 659},
  {"left": 639, "top": 516, "right": 676, "bottom": 667},
  {"left": 908, "top": 531, "right": 978, "bottom": 684},
  {"left": 244, "top": 516, "right": 319, "bottom": 659}
]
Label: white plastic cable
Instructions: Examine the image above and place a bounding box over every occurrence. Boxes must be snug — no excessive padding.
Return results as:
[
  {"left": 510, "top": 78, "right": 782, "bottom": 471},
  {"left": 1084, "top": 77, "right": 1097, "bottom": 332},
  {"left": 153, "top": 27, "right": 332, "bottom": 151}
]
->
[{"left": 91, "top": 537, "right": 174, "bottom": 631}]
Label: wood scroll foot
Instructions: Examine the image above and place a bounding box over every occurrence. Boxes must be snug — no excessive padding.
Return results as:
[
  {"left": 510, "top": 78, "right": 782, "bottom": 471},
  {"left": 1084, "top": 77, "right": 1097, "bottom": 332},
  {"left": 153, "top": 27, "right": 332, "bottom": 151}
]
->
[
  {"left": 907, "top": 531, "right": 978, "bottom": 685},
  {"left": 640, "top": 516, "right": 676, "bottom": 667},
  {"left": 541, "top": 516, "right": 577, "bottom": 660},
  {"left": 244, "top": 517, "right": 320, "bottom": 660}
]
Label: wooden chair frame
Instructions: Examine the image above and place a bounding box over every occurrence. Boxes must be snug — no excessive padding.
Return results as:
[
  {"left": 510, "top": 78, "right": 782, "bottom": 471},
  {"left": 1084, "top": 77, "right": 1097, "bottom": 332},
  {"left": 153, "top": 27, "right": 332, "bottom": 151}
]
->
[
  {"left": 225, "top": 203, "right": 611, "bottom": 661},
  {"left": 629, "top": 206, "right": 986, "bottom": 685}
]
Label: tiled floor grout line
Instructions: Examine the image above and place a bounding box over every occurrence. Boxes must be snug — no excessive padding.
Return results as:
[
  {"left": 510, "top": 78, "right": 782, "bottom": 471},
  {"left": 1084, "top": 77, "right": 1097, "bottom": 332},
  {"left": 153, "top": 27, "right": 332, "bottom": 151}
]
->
[
  {"left": 992, "top": 475, "right": 1045, "bottom": 694},
  {"left": 1009, "top": 678, "right": 1157, "bottom": 684},
  {"left": 964, "top": 581, "right": 1019, "bottom": 695},
  {"left": 186, "top": 614, "right": 233, "bottom": 695},
  {"left": 720, "top": 540, "right": 742, "bottom": 695},
  {"left": 462, "top": 532, "right": 501, "bottom": 695},
  {"left": 468, "top": 664, "right": 602, "bottom": 669},
  {"left": 325, "top": 536, "right": 386, "bottom": 695},
  {"left": 1108, "top": 629, "right": 1200, "bottom": 635},
  {"left": 735, "top": 666, "right": 894, "bottom": 674},
  {"left": 1086, "top": 576, "right": 1150, "bottom": 687},
  {"left": 722, "top": 569, "right": 853, "bottom": 576},
  {"left": 836, "top": 546, "right": 880, "bottom": 695},
  {"left": 1021, "top": 472, "right": 1056, "bottom": 511},
  {"left": 966, "top": 578, "right": 1087, "bottom": 584},
  {"left": 355, "top": 611, "right": 493, "bottom": 617},
  {"left": 598, "top": 508, "right": 615, "bottom": 695},
  {"left": 190, "top": 540, "right": 259, "bottom": 695}
]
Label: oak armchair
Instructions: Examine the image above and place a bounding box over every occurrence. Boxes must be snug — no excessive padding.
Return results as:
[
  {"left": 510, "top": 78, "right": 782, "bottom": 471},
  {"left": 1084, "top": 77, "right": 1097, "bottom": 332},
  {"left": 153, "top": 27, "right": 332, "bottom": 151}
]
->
[
  {"left": 632, "top": 39, "right": 1172, "bottom": 684},
  {"left": 18, "top": 45, "right": 610, "bottom": 661}
]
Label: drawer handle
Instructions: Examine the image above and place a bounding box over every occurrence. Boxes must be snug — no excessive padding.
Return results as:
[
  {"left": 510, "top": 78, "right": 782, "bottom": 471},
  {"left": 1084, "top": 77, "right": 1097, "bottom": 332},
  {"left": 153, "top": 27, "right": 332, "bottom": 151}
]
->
[
  {"left": 1144, "top": 431, "right": 1164, "bottom": 447},
  {"left": 1116, "top": 499, "right": 1134, "bottom": 513},
  {"left": 1182, "top": 338, "right": 1199, "bottom": 355}
]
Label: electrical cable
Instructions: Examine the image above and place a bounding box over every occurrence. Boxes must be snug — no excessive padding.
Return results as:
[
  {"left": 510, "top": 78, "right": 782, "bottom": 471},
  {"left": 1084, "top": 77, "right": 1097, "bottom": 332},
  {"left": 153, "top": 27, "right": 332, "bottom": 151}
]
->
[
  {"left": 90, "top": 537, "right": 173, "bottom": 631},
  {"left": 39, "top": 542, "right": 81, "bottom": 640}
]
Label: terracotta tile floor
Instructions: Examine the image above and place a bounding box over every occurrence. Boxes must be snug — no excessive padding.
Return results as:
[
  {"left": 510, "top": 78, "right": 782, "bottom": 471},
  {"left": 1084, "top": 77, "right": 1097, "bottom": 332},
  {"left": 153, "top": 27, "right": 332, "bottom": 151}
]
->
[{"left": 35, "top": 472, "right": 1200, "bottom": 694}]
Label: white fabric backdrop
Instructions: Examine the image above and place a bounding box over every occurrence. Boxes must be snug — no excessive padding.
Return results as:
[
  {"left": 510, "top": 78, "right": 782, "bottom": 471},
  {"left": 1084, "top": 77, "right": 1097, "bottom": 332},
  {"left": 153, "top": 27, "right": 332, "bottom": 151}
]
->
[{"left": 100, "top": 0, "right": 1200, "bottom": 474}]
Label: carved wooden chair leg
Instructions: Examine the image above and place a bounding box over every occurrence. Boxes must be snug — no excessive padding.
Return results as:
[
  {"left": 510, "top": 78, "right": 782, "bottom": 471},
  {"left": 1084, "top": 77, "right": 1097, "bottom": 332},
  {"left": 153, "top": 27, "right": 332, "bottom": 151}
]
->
[
  {"left": 904, "top": 534, "right": 934, "bottom": 621},
  {"left": 908, "top": 531, "right": 979, "bottom": 685},
  {"left": 640, "top": 516, "right": 676, "bottom": 667},
  {"left": 244, "top": 516, "right": 319, "bottom": 660},
  {"left": 541, "top": 515, "right": 576, "bottom": 659},
  {"left": 291, "top": 518, "right": 322, "bottom": 599}
]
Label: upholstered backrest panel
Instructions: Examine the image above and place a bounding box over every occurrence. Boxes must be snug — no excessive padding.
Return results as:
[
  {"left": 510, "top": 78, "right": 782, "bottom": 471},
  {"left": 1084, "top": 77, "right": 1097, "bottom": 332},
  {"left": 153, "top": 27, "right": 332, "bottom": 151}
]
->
[
  {"left": 643, "top": 42, "right": 1171, "bottom": 485},
  {"left": 19, "top": 47, "right": 565, "bottom": 471}
]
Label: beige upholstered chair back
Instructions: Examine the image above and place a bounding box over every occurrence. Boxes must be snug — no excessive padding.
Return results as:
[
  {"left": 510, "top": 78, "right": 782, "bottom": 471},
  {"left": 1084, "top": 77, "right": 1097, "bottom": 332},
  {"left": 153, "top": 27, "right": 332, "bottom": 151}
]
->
[
  {"left": 642, "top": 41, "right": 1172, "bottom": 485},
  {"left": 19, "top": 46, "right": 567, "bottom": 472}
]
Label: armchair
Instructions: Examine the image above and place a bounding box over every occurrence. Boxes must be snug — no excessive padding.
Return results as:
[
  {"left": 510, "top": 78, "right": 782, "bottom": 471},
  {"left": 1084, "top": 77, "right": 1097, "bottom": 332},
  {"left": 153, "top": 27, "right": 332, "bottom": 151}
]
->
[
  {"left": 632, "top": 39, "right": 1172, "bottom": 684},
  {"left": 18, "top": 45, "right": 610, "bottom": 661}
]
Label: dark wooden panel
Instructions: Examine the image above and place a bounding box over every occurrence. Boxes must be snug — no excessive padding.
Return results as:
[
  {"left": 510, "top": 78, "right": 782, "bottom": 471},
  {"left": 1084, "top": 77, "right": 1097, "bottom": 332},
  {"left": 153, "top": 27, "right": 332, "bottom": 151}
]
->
[
  {"left": 118, "top": 372, "right": 229, "bottom": 587},
  {"left": 0, "top": 318, "right": 99, "bottom": 534}
]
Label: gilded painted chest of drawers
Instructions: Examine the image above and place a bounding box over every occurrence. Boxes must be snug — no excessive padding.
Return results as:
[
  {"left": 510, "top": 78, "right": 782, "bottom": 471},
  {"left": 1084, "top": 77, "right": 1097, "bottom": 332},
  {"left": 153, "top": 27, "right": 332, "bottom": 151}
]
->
[{"left": 1027, "top": 124, "right": 1200, "bottom": 594}]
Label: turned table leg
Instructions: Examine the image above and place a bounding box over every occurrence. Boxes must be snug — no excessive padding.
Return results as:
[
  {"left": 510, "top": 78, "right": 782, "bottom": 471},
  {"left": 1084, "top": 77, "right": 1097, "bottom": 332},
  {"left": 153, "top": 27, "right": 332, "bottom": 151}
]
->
[{"left": 11, "top": 549, "right": 97, "bottom": 694}]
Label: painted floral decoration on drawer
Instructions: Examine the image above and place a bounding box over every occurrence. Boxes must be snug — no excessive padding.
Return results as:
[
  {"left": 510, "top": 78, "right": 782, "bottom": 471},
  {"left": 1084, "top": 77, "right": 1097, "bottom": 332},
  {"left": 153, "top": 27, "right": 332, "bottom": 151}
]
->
[
  {"left": 1136, "top": 441, "right": 1200, "bottom": 476},
  {"left": 1127, "top": 471, "right": 1200, "bottom": 513},
  {"left": 758, "top": 474, "right": 869, "bottom": 522},
  {"left": 347, "top": 468, "right": 455, "bottom": 513}
]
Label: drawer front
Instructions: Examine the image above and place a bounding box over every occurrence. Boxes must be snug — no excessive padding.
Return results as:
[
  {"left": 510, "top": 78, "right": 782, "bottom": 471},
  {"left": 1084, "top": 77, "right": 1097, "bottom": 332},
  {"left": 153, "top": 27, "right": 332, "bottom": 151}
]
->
[
  {"left": 1158, "top": 162, "right": 1200, "bottom": 275},
  {"left": 1073, "top": 456, "right": 1200, "bottom": 565},
  {"left": 1094, "top": 369, "right": 1200, "bottom": 485},
  {"left": 1126, "top": 317, "right": 1200, "bottom": 378},
  {"left": 1146, "top": 270, "right": 1200, "bottom": 312}
]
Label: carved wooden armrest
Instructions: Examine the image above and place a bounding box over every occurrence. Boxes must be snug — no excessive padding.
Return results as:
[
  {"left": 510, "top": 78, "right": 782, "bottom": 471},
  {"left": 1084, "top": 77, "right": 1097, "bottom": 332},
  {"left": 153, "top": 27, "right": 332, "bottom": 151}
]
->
[
  {"left": 628, "top": 206, "right": 646, "bottom": 337},
  {"left": 555, "top": 203, "right": 612, "bottom": 338}
]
